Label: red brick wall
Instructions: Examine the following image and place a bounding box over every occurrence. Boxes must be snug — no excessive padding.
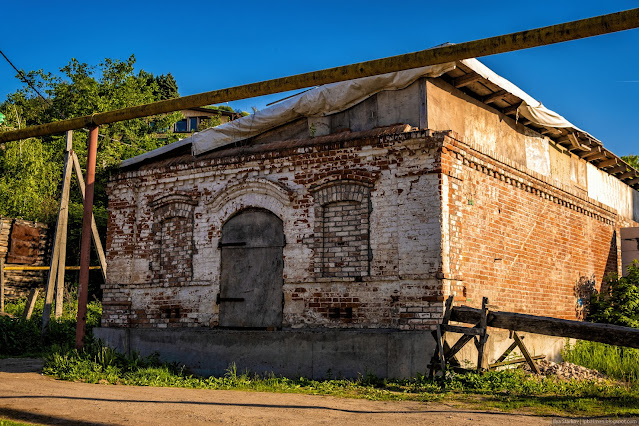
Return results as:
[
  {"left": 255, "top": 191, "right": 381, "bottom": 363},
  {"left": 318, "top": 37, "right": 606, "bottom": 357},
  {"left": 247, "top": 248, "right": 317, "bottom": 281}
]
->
[{"left": 441, "top": 135, "right": 629, "bottom": 319}]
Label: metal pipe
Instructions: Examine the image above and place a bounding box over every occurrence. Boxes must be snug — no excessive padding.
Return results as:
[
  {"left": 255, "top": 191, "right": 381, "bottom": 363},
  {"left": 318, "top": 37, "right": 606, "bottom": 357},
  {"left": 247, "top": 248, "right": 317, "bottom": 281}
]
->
[
  {"left": 75, "top": 125, "right": 98, "bottom": 350},
  {"left": 1, "top": 8, "right": 638, "bottom": 143}
]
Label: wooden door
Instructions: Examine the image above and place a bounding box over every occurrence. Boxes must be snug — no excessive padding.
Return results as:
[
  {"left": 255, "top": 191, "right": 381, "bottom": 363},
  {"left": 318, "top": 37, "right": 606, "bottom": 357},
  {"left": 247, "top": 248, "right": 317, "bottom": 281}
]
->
[{"left": 219, "top": 209, "right": 284, "bottom": 328}]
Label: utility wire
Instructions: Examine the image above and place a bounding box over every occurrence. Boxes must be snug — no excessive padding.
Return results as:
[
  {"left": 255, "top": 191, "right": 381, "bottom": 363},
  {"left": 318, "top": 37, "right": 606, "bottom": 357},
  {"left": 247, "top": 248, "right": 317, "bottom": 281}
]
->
[
  {"left": 0, "top": 48, "right": 147, "bottom": 152},
  {"left": 0, "top": 48, "right": 52, "bottom": 107}
]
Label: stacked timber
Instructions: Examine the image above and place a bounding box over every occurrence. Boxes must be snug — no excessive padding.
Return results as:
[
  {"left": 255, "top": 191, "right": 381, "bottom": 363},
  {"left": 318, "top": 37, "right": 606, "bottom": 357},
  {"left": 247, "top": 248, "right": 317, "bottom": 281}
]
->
[{"left": 0, "top": 217, "right": 51, "bottom": 301}]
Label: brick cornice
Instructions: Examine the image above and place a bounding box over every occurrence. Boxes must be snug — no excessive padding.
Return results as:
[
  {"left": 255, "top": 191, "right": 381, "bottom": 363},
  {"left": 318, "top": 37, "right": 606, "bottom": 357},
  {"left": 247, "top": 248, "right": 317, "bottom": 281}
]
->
[{"left": 443, "top": 133, "right": 618, "bottom": 225}]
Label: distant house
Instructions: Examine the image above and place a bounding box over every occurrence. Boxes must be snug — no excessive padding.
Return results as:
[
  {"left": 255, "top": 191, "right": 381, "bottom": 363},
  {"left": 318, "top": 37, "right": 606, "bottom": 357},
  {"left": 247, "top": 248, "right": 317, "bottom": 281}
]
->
[{"left": 172, "top": 107, "right": 242, "bottom": 134}]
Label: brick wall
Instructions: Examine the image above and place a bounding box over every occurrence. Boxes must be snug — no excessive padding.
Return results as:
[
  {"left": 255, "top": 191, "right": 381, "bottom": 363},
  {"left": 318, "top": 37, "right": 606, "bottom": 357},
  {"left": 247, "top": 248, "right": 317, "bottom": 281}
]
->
[
  {"left": 104, "top": 129, "right": 445, "bottom": 330},
  {"left": 103, "top": 126, "right": 635, "bottom": 332},
  {"left": 441, "top": 134, "right": 634, "bottom": 319},
  {"left": 0, "top": 218, "right": 51, "bottom": 301}
]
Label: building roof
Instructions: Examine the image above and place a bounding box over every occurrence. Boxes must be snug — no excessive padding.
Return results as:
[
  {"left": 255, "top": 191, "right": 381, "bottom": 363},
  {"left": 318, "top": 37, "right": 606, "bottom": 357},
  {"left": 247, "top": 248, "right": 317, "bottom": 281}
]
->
[{"left": 121, "top": 59, "right": 638, "bottom": 189}]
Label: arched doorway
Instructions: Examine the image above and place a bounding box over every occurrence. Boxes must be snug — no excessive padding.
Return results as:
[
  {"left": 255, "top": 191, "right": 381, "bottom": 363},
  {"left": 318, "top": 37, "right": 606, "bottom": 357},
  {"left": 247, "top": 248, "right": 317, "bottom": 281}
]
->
[{"left": 218, "top": 208, "right": 284, "bottom": 328}]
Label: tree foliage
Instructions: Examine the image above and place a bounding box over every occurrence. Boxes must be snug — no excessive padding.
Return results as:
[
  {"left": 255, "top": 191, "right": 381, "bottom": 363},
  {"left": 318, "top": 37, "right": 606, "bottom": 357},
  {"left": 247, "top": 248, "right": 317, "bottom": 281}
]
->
[
  {"left": 0, "top": 55, "right": 182, "bottom": 223},
  {"left": 588, "top": 262, "right": 639, "bottom": 328},
  {"left": 622, "top": 155, "right": 639, "bottom": 171}
]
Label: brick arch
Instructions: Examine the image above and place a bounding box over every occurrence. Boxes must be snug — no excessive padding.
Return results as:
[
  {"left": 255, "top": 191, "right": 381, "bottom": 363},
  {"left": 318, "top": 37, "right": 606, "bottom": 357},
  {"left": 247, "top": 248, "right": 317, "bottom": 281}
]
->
[
  {"left": 206, "top": 178, "right": 294, "bottom": 239},
  {"left": 312, "top": 180, "right": 372, "bottom": 206}
]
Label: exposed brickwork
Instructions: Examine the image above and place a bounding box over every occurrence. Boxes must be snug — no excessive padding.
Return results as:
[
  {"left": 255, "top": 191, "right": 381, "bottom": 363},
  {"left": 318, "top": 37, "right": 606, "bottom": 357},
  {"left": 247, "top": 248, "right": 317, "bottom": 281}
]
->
[
  {"left": 440, "top": 135, "right": 635, "bottom": 319},
  {"left": 313, "top": 182, "right": 371, "bottom": 278},
  {"left": 104, "top": 130, "right": 445, "bottom": 330},
  {"left": 0, "top": 218, "right": 51, "bottom": 301},
  {"left": 103, "top": 125, "right": 636, "bottom": 332}
]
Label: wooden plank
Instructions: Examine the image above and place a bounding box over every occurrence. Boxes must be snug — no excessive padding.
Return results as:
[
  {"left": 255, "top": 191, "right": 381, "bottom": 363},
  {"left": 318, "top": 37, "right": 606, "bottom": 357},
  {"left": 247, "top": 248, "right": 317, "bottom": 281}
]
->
[
  {"left": 482, "top": 89, "right": 508, "bottom": 104},
  {"left": 453, "top": 73, "right": 482, "bottom": 88},
  {"left": 597, "top": 157, "right": 619, "bottom": 168},
  {"left": 445, "top": 333, "right": 475, "bottom": 360},
  {"left": 442, "top": 295, "right": 453, "bottom": 325},
  {"left": 55, "top": 131, "right": 72, "bottom": 318},
  {"left": 42, "top": 148, "right": 73, "bottom": 333},
  {"left": 72, "top": 152, "right": 107, "bottom": 282},
  {"left": 502, "top": 102, "right": 522, "bottom": 115},
  {"left": 513, "top": 331, "right": 540, "bottom": 374},
  {"left": 494, "top": 339, "right": 519, "bottom": 364},
  {"left": 619, "top": 170, "right": 637, "bottom": 179},
  {"left": 441, "top": 324, "right": 485, "bottom": 336},
  {"left": 450, "top": 306, "right": 639, "bottom": 349},
  {"left": 489, "top": 355, "right": 545, "bottom": 369},
  {"left": 476, "top": 297, "right": 489, "bottom": 371},
  {"left": 627, "top": 177, "right": 639, "bottom": 186},
  {"left": 23, "top": 288, "right": 40, "bottom": 320},
  {"left": 435, "top": 325, "right": 446, "bottom": 374}
]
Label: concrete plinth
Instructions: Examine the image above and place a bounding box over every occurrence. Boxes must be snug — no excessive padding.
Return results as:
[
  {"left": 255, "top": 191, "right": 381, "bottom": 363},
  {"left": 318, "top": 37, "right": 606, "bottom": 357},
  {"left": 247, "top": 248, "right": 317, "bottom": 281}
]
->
[{"left": 93, "top": 327, "right": 435, "bottom": 379}]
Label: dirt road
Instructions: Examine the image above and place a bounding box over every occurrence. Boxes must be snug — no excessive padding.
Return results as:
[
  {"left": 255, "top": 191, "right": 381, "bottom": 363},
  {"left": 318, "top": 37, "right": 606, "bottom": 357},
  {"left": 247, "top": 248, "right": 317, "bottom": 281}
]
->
[{"left": 0, "top": 358, "right": 551, "bottom": 425}]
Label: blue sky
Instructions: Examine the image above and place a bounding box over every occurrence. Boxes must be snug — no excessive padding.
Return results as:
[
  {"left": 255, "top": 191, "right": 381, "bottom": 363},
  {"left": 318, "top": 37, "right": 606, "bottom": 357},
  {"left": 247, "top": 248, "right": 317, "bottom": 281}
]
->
[{"left": 1, "top": 1, "right": 638, "bottom": 156}]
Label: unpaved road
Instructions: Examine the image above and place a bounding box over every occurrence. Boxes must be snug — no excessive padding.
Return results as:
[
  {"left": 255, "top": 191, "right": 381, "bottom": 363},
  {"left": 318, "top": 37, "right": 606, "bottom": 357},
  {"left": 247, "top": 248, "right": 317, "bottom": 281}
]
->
[{"left": 0, "top": 358, "right": 553, "bottom": 425}]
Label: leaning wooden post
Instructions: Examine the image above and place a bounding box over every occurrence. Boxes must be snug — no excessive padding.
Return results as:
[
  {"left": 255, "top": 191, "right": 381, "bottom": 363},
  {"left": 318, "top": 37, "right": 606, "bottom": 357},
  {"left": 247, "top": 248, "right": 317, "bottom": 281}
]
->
[
  {"left": 55, "top": 132, "right": 73, "bottom": 318},
  {"left": 0, "top": 257, "right": 5, "bottom": 314},
  {"left": 72, "top": 151, "right": 107, "bottom": 282},
  {"left": 42, "top": 131, "right": 74, "bottom": 333},
  {"left": 76, "top": 126, "right": 99, "bottom": 349}
]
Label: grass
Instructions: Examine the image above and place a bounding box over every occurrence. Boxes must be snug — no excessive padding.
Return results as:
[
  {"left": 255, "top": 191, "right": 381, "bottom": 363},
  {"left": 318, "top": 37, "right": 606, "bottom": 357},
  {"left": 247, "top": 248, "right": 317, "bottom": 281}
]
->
[
  {"left": 40, "top": 341, "right": 639, "bottom": 418},
  {"left": 0, "top": 420, "right": 39, "bottom": 426},
  {"left": 563, "top": 340, "right": 639, "bottom": 383},
  {"left": 3, "top": 297, "right": 639, "bottom": 418},
  {"left": 0, "top": 297, "right": 101, "bottom": 357}
]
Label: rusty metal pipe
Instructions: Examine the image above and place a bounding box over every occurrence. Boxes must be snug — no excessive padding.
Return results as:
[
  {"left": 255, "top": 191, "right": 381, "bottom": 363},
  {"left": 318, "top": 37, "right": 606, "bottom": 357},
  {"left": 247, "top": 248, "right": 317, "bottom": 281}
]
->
[
  {"left": 75, "top": 125, "right": 98, "bottom": 349},
  {"left": 1, "top": 8, "right": 638, "bottom": 143}
]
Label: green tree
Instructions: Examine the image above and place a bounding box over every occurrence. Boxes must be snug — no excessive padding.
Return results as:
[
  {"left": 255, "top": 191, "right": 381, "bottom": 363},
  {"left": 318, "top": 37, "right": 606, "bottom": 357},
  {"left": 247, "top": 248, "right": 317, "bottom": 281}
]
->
[
  {"left": 0, "top": 55, "right": 183, "bottom": 279},
  {"left": 622, "top": 155, "right": 639, "bottom": 171},
  {"left": 588, "top": 262, "right": 639, "bottom": 328},
  {"left": 0, "top": 55, "right": 182, "bottom": 221}
]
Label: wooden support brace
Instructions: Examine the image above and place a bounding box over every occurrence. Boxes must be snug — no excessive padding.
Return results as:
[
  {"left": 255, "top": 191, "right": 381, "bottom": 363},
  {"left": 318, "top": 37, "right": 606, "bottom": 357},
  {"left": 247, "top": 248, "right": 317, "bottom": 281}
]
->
[
  {"left": 72, "top": 152, "right": 107, "bottom": 282},
  {"left": 23, "top": 288, "right": 40, "bottom": 320},
  {"left": 513, "top": 331, "right": 540, "bottom": 374},
  {"left": 42, "top": 139, "right": 73, "bottom": 334},
  {"left": 0, "top": 258, "right": 4, "bottom": 314},
  {"left": 476, "top": 297, "right": 490, "bottom": 371}
]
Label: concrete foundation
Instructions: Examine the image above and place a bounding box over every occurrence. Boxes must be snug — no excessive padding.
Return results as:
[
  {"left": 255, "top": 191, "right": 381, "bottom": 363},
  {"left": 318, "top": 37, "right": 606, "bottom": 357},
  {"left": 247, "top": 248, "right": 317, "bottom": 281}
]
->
[{"left": 93, "top": 327, "right": 435, "bottom": 379}]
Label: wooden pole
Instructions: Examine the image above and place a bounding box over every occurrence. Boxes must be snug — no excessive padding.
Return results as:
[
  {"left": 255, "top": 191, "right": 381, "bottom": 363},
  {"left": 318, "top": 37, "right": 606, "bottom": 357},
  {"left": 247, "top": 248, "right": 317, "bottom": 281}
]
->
[
  {"left": 0, "top": 258, "right": 4, "bottom": 314},
  {"left": 55, "top": 131, "right": 73, "bottom": 318},
  {"left": 72, "top": 152, "right": 107, "bottom": 282},
  {"left": 76, "top": 126, "right": 98, "bottom": 349},
  {"left": 23, "top": 288, "right": 40, "bottom": 320},
  {"left": 42, "top": 131, "right": 74, "bottom": 334},
  {"left": 0, "top": 8, "right": 638, "bottom": 143},
  {"left": 451, "top": 305, "right": 639, "bottom": 349}
]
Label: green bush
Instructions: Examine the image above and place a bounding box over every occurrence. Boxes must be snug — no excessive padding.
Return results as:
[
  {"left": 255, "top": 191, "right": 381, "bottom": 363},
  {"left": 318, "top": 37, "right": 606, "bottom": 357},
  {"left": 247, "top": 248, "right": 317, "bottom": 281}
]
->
[
  {"left": 588, "top": 261, "right": 639, "bottom": 328},
  {"left": 0, "top": 297, "right": 101, "bottom": 357}
]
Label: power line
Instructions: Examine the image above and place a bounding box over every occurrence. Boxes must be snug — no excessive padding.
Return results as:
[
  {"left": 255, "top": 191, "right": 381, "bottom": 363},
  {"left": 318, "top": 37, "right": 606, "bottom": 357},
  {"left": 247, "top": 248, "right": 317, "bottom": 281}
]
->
[
  {"left": 0, "top": 49, "right": 148, "bottom": 152},
  {"left": 0, "top": 48, "right": 53, "bottom": 107}
]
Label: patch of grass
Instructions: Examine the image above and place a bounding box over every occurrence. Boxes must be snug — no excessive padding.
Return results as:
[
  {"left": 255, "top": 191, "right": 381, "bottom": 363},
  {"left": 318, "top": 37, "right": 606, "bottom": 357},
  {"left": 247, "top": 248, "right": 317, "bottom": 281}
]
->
[
  {"left": 0, "top": 298, "right": 101, "bottom": 357},
  {"left": 563, "top": 340, "right": 639, "bottom": 383},
  {"left": 42, "top": 342, "right": 639, "bottom": 417}
]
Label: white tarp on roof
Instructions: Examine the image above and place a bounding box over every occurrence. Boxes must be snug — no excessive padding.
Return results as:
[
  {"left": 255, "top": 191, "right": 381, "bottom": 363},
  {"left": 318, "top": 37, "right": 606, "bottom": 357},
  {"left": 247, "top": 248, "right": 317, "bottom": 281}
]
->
[{"left": 121, "top": 58, "right": 595, "bottom": 168}]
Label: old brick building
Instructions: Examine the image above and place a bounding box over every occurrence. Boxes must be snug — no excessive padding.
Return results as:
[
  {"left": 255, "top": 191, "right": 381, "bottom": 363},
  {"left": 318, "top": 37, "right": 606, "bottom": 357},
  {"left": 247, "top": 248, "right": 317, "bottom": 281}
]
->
[{"left": 95, "top": 59, "right": 639, "bottom": 378}]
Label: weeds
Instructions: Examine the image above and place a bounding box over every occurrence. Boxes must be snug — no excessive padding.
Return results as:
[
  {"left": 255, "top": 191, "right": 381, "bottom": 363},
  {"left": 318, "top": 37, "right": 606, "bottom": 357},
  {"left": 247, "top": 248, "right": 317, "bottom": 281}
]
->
[
  {"left": 563, "top": 340, "right": 639, "bottom": 383},
  {"left": 0, "top": 297, "right": 101, "bottom": 357},
  {"left": 40, "top": 341, "right": 639, "bottom": 417}
]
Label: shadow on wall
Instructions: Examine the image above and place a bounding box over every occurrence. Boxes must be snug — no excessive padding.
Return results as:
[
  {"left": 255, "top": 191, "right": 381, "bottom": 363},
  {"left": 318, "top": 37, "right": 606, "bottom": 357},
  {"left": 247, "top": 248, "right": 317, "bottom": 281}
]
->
[
  {"left": 605, "top": 230, "right": 618, "bottom": 277},
  {"left": 573, "top": 275, "right": 595, "bottom": 321}
]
